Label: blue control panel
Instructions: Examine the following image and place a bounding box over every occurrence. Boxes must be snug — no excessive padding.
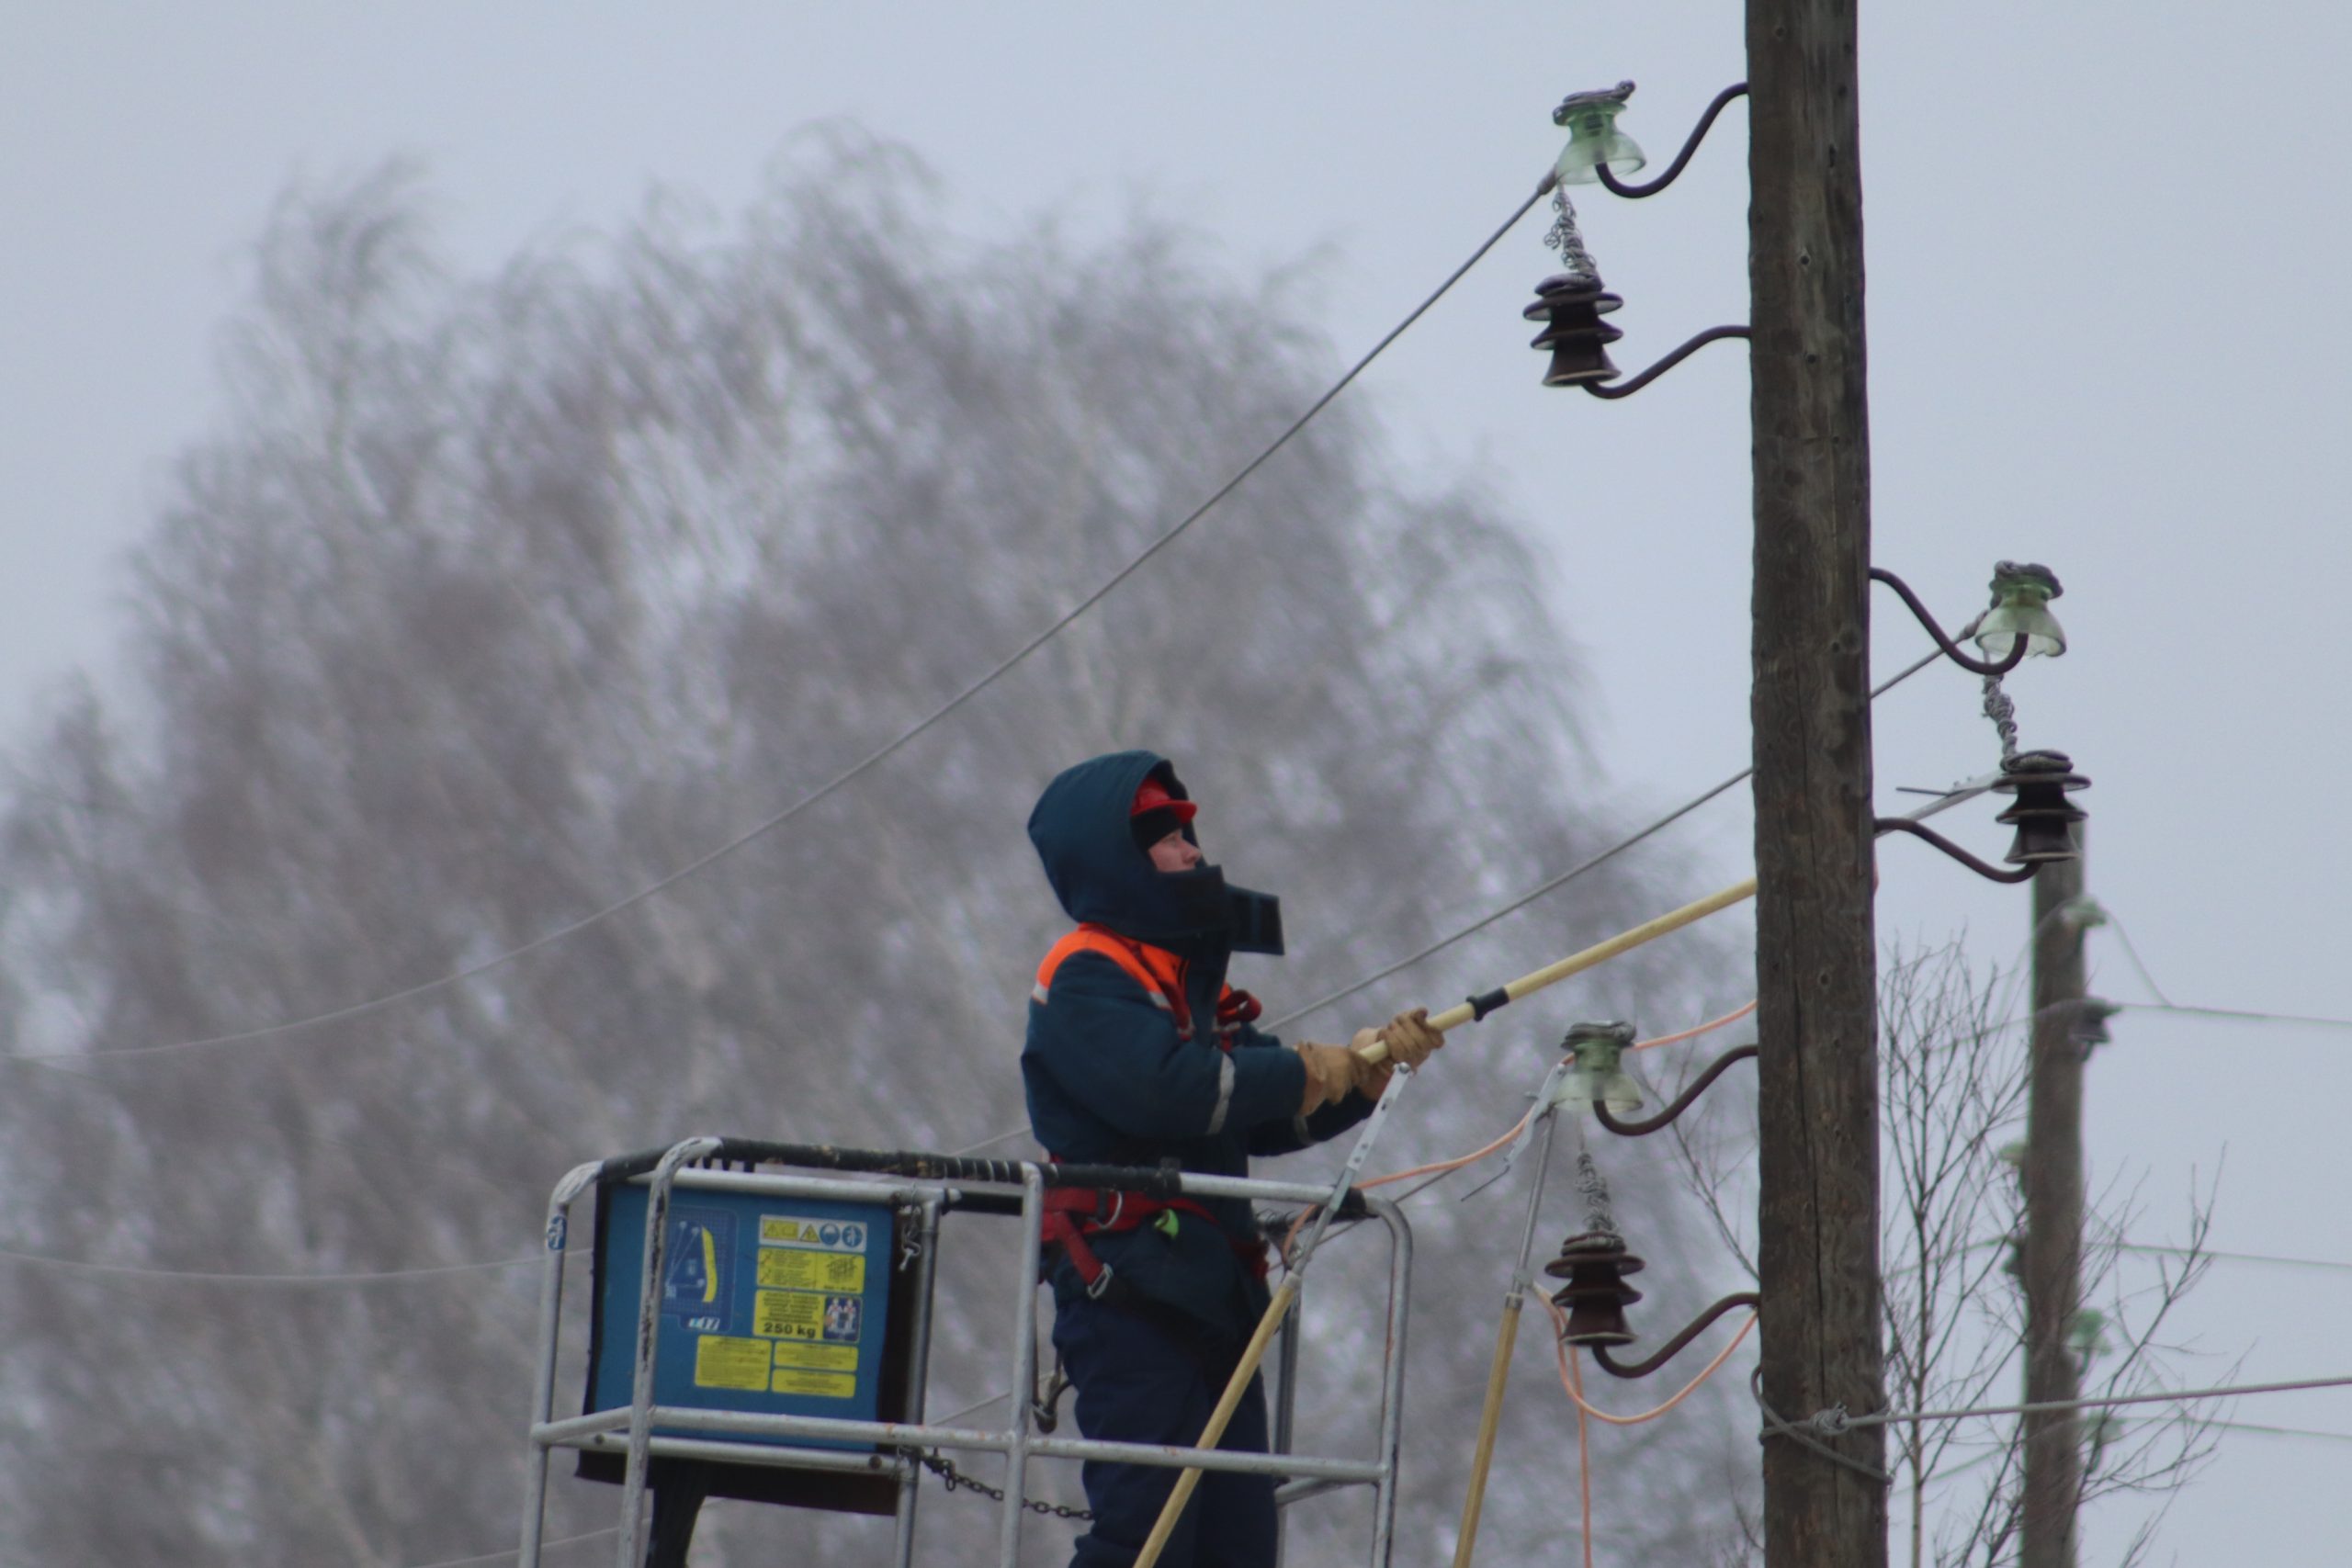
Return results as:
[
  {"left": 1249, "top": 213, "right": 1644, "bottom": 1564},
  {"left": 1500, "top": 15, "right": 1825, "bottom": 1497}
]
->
[{"left": 591, "top": 1184, "right": 893, "bottom": 1450}]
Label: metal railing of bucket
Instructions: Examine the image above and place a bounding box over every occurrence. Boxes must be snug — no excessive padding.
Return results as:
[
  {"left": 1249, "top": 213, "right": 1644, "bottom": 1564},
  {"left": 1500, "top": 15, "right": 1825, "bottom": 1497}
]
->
[{"left": 519, "top": 1137, "right": 1415, "bottom": 1568}]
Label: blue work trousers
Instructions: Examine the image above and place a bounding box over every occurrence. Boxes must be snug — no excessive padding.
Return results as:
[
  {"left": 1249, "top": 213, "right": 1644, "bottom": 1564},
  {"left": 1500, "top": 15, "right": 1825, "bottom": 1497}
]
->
[{"left": 1051, "top": 1295, "right": 1278, "bottom": 1568}]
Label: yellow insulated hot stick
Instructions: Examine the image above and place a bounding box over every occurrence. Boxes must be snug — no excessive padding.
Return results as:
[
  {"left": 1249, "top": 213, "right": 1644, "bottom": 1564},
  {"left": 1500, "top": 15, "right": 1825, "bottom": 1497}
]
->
[
  {"left": 1355, "top": 874, "right": 1759, "bottom": 1062},
  {"left": 1129, "top": 873, "right": 1761, "bottom": 1568}
]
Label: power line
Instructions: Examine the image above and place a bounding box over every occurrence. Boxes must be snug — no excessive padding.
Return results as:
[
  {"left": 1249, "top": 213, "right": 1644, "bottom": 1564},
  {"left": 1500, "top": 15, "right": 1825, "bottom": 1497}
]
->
[
  {"left": 5, "top": 178, "right": 1555, "bottom": 1070},
  {"left": 404, "top": 1527, "right": 613, "bottom": 1568},
  {"left": 2099, "top": 909, "right": 2175, "bottom": 1007},
  {"left": 1823, "top": 1371, "right": 2352, "bottom": 1433},
  {"left": 2120, "top": 1001, "right": 2352, "bottom": 1032},
  {"left": 1266, "top": 774, "right": 1747, "bottom": 1032},
  {"left": 1267, "top": 645, "right": 1946, "bottom": 1033},
  {"left": 2199, "top": 1417, "right": 2352, "bottom": 1446},
  {"left": 2032, "top": 897, "right": 2352, "bottom": 1032},
  {"left": 0, "top": 1242, "right": 537, "bottom": 1285},
  {"left": 2113, "top": 1243, "right": 2352, "bottom": 1276}
]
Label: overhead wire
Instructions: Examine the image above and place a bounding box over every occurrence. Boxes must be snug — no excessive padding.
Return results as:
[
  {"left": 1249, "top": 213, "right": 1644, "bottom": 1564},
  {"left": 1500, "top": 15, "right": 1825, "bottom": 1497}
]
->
[
  {"left": 2046, "top": 897, "right": 2352, "bottom": 1032},
  {"left": 404, "top": 1528, "right": 613, "bottom": 1568},
  {"left": 0, "top": 1242, "right": 537, "bottom": 1285},
  {"left": 2112, "top": 1243, "right": 2352, "bottom": 1275},
  {"left": 5, "top": 176, "right": 1559, "bottom": 1069},
  {"left": 2120, "top": 1000, "right": 2352, "bottom": 1032},
  {"left": 2082, "top": 895, "right": 2352, "bottom": 1028},
  {"left": 1267, "top": 645, "right": 1942, "bottom": 1035},
  {"left": 1815, "top": 1371, "right": 2352, "bottom": 1433},
  {"left": 2198, "top": 1417, "right": 2352, "bottom": 1446},
  {"left": 2099, "top": 909, "right": 2175, "bottom": 1007}
]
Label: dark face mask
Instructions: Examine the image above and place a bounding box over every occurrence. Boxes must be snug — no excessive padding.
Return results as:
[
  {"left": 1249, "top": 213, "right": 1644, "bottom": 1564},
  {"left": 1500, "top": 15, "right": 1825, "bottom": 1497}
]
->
[{"left": 1157, "top": 863, "right": 1284, "bottom": 957}]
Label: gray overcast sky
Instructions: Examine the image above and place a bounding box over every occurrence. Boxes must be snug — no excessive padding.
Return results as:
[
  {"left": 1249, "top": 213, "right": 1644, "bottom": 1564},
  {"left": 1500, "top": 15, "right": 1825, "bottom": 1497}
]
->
[{"left": 6, "top": 4, "right": 2349, "bottom": 1562}]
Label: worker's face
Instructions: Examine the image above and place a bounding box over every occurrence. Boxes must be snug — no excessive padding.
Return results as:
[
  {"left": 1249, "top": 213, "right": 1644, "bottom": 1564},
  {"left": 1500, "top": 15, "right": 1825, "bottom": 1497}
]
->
[{"left": 1147, "top": 829, "right": 1202, "bottom": 873}]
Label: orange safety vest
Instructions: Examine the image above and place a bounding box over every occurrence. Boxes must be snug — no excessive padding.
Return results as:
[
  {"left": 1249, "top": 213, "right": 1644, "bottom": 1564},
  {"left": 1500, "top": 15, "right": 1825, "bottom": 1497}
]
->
[{"left": 1030, "top": 923, "right": 1261, "bottom": 1045}]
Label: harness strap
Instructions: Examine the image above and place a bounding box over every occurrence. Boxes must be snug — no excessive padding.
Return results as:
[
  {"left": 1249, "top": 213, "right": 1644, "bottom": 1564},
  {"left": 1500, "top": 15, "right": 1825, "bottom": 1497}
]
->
[{"left": 1039, "top": 1182, "right": 1271, "bottom": 1296}]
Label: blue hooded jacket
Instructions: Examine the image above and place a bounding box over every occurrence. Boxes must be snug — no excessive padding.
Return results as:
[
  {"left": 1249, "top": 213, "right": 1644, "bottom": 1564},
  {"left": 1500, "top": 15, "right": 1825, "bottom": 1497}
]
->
[{"left": 1023, "top": 750, "right": 1374, "bottom": 1340}]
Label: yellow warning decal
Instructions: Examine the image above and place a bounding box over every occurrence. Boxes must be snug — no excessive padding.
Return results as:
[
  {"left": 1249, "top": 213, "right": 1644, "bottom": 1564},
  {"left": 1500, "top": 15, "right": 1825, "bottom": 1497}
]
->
[
  {"left": 753, "top": 1289, "right": 827, "bottom": 1341},
  {"left": 773, "top": 1341, "right": 858, "bottom": 1372},
  {"left": 758, "top": 1248, "right": 865, "bottom": 1293},
  {"left": 694, "top": 1336, "right": 774, "bottom": 1392},
  {"left": 772, "top": 1368, "right": 857, "bottom": 1399},
  {"left": 758, "top": 1213, "right": 867, "bottom": 1253}
]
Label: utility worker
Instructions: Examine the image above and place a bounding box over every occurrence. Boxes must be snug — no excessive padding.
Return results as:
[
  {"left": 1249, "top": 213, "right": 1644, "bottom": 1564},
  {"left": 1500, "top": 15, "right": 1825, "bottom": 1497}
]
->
[{"left": 1023, "top": 750, "right": 1442, "bottom": 1568}]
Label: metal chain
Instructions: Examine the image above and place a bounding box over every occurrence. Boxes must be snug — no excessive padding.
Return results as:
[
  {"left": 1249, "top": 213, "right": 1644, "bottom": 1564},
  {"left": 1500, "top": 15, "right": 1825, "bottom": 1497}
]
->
[{"left": 917, "top": 1450, "right": 1095, "bottom": 1520}]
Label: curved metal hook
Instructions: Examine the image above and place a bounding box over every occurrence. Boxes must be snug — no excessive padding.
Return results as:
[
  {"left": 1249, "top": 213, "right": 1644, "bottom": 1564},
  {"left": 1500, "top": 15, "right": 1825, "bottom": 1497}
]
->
[
  {"left": 1590, "top": 1292, "right": 1761, "bottom": 1379},
  {"left": 1591, "top": 1043, "right": 1758, "bottom": 1137},
  {"left": 1870, "top": 568, "right": 2027, "bottom": 678},
  {"left": 1595, "top": 83, "right": 1751, "bottom": 199},
  {"left": 1581, "top": 325, "right": 1750, "bottom": 400},
  {"left": 1873, "top": 817, "right": 2038, "bottom": 885}
]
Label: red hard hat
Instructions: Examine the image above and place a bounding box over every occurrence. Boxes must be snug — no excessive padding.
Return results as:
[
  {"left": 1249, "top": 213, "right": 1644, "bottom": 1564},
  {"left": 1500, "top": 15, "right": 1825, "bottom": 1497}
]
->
[{"left": 1131, "top": 775, "right": 1198, "bottom": 824}]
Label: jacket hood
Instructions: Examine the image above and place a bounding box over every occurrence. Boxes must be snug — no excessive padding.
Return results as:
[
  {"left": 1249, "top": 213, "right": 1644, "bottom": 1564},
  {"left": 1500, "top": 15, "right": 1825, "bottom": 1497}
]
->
[{"left": 1027, "top": 750, "right": 1283, "bottom": 957}]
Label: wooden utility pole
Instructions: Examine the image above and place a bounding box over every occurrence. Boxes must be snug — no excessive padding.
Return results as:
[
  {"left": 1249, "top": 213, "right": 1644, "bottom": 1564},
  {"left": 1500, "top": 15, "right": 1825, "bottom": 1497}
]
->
[
  {"left": 1747, "top": 1, "right": 1888, "bottom": 1565},
  {"left": 2020, "top": 840, "right": 2089, "bottom": 1568}
]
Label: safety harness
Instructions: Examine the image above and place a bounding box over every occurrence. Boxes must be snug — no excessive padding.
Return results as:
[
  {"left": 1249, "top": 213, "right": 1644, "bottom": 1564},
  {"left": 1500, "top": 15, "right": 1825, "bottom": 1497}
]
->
[{"left": 1031, "top": 925, "right": 1272, "bottom": 1298}]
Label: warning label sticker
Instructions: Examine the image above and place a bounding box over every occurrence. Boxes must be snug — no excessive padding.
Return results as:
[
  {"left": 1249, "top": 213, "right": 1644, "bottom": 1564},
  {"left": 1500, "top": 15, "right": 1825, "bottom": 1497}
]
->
[
  {"left": 693, "top": 1336, "right": 774, "bottom": 1392},
  {"left": 773, "top": 1340, "right": 858, "bottom": 1372},
  {"left": 758, "top": 1247, "right": 865, "bottom": 1293},
  {"left": 754, "top": 1289, "right": 826, "bottom": 1341},
  {"left": 759, "top": 1213, "right": 869, "bottom": 1254},
  {"left": 753, "top": 1289, "right": 867, "bottom": 1344},
  {"left": 771, "top": 1368, "right": 856, "bottom": 1399}
]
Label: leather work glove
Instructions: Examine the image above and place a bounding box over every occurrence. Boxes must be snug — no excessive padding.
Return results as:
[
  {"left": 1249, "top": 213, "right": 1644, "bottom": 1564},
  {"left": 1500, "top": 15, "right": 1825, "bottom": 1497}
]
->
[
  {"left": 1344, "top": 1030, "right": 1396, "bottom": 1101},
  {"left": 1376, "top": 1009, "right": 1443, "bottom": 1071},
  {"left": 1295, "top": 1043, "right": 1357, "bottom": 1115}
]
